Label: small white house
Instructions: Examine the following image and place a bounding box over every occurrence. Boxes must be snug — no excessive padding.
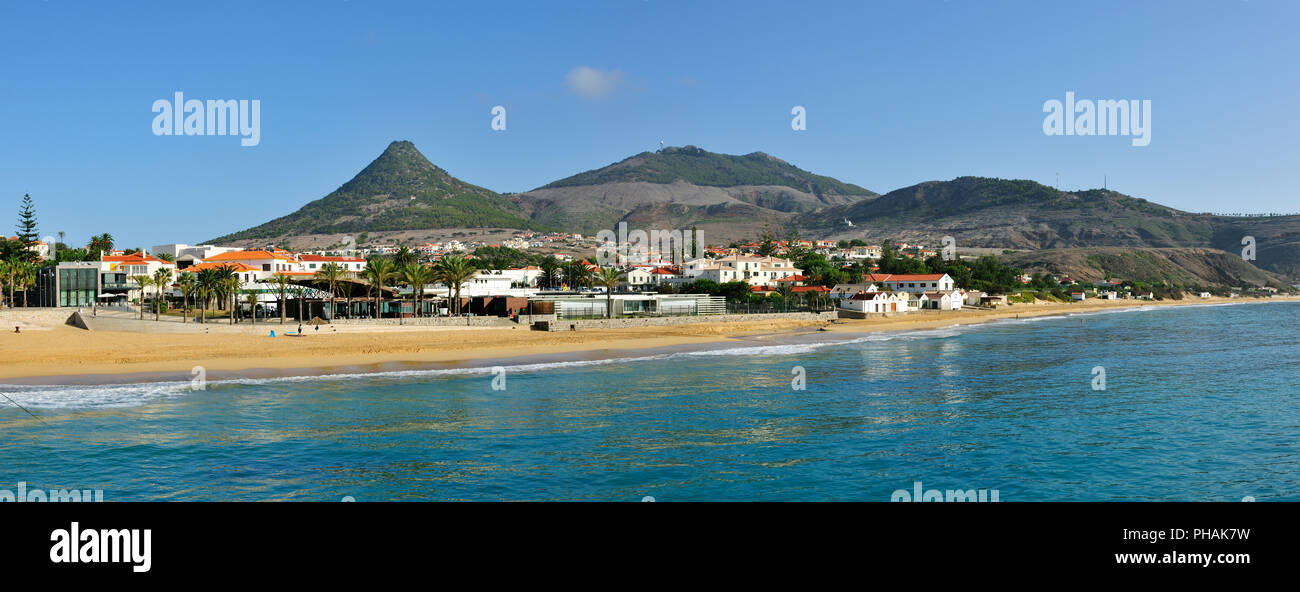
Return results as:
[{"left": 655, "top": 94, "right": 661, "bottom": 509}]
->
[
  {"left": 840, "top": 291, "right": 904, "bottom": 314},
  {"left": 923, "top": 290, "right": 963, "bottom": 310},
  {"left": 829, "top": 283, "right": 879, "bottom": 301}
]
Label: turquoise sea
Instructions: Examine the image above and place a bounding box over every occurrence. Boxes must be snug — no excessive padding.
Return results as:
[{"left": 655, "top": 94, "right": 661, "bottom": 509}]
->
[{"left": 2, "top": 302, "right": 1297, "bottom": 501}]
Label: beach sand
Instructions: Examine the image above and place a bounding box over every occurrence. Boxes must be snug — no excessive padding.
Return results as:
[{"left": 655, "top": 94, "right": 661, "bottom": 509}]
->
[{"left": 0, "top": 296, "right": 1294, "bottom": 382}]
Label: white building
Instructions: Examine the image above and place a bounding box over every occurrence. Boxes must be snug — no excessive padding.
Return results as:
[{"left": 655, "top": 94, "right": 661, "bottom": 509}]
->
[
  {"left": 922, "top": 290, "right": 963, "bottom": 310},
  {"left": 848, "top": 245, "right": 882, "bottom": 259},
  {"left": 153, "top": 244, "right": 240, "bottom": 269},
  {"left": 840, "top": 291, "right": 905, "bottom": 314},
  {"left": 865, "top": 273, "right": 955, "bottom": 294},
  {"left": 680, "top": 254, "right": 801, "bottom": 287},
  {"left": 299, "top": 254, "right": 367, "bottom": 273},
  {"left": 197, "top": 249, "right": 302, "bottom": 281},
  {"left": 829, "top": 283, "right": 879, "bottom": 301}
]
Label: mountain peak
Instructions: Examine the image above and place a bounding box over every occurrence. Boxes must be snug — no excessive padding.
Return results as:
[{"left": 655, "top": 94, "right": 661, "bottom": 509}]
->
[
  {"left": 540, "top": 145, "right": 875, "bottom": 196},
  {"left": 207, "top": 141, "right": 538, "bottom": 243}
]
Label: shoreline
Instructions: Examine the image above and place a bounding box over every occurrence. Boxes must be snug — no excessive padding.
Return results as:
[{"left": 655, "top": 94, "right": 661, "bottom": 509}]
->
[{"left": 1, "top": 296, "right": 1295, "bottom": 384}]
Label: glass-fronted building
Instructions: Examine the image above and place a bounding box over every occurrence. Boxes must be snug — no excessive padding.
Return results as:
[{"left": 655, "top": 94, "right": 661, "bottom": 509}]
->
[{"left": 33, "top": 262, "right": 101, "bottom": 308}]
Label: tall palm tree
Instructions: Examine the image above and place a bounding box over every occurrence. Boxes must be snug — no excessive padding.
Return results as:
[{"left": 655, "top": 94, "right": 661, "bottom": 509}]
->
[
  {"left": 13, "top": 261, "right": 35, "bottom": 308},
  {"left": 539, "top": 256, "right": 561, "bottom": 290},
  {"left": 593, "top": 267, "right": 626, "bottom": 319},
  {"left": 152, "top": 267, "right": 172, "bottom": 321},
  {"left": 244, "top": 290, "right": 259, "bottom": 325},
  {"left": 210, "top": 264, "right": 240, "bottom": 324},
  {"left": 196, "top": 268, "right": 222, "bottom": 323},
  {"left": 130, "top": 275, "right": 150, "bottom": 319},
  {"left": 562, "top": 260, "right": 592, "bottom": 291},
  {"left": 2, "top": 255, "right": 24, "bottom": 309},
  {"left": 291, "top": 285, "right": 306, "bottom": 323},
  {"left": 394, "top": 245, "right": 417, "bottom": 268},
  {"left": 314, "top": 262, "right": 346, "bottom": 319},
  {"left": 399, "top": 262, "right": 434, "bottom": 319},
  {"left": 269, "top": 273, "right": 293, "bottom": 324},
  {"left": 0, "top": 259, "right": 9, "bottom": 309},
  {"left": 339, "top": 281, "right": 355, "bottom": 319},
  {"left": 176, "top": 272, "right": 197, "bottom": 324},
  {"left": 434, "top": 255, "right": 477, "bottom": 316},
  {"left": 361, "top": 257, "right": 396, "bottom": 319},
  {"left": 88, "top": 233, "right": 115, "bottom": 257}
]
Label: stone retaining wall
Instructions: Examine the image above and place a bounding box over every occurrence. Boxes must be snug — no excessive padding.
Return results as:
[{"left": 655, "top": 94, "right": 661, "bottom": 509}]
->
[
  {"left": 327, "top": 316, "right": 513, "bottom": 327},
  {"left": 533, "top": 311, "right": 838, "bottom": 331}
]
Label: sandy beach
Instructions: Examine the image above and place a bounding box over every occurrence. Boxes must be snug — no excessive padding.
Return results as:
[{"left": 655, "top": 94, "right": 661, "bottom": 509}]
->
[{"left": 1, "top": 296, "right": 1294, "bottom": 382}]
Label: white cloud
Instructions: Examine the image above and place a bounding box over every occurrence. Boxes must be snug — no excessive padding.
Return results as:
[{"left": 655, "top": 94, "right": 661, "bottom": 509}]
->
[{"left": 564, "top": 66, "right": 625, "bottom": 100}]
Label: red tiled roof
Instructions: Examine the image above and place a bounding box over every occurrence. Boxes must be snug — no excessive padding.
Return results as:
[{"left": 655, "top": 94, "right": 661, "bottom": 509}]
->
[
  {"left": 205, "top": 249, "right": 294, "bottom": 262},
  {"left": 187, "top": 261, "right": 259, "bottom": 272},
  {"left": 103, "top": 253, "right": 169, "bottom": 264},
  {"left": 864, "top": 273, "right": 947, "bottom": 282}
]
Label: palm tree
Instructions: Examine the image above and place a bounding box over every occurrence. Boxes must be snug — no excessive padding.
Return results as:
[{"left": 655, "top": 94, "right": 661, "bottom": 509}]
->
[
  {"left": 563, "top": 260, "right": 592, "bottom": 291},
  {"left": 269, "top": 273, "right": 293, "bottom": 324},
  {"left": 593, "top": 267, "right": 625, "bottom": 319},
  {"left": 595, "top": 269, "right": 624, "bottom": 320},
  {"left": 339, "top": 281, "right": 355, "bottom": 319},
  {"left": 88, "top": 233, "right": 114, "bottom": 257},
  {"left": 776, "top": 284, "right": 794, "bottom": 312},
  {"left": 196, "top": 268, "right": 222, "bottom": 323},
  {"left": 130, "top": 275, "right": 150, "bottom": 319},
  {"left": 399, "top": 262, "right": 434, "bottom": 319},
  {"left": 393, "top": 245, "right": 416, "bottom": 268},
  {"left": 314, "top": 262, "right": 345, "bottom": 320},
  {"left": 434, "top": 255, "right": 477, "bottom": 316},
  {"left": 244, "top": 290, "right": 259, "bottom": 325},
  {"left": 539, "top": 256, "right": 561, "bottom": 290},
  {"left": 152, "top": 267, "right": 172, "bottom": 321},
  {"left": 291, "top": 285, "right": 306, "bottom": 323},
  {"left": 0, "top": 259, "right": 9, "bottom": 309},
  {"left": 361, "top": 257, "right": 396, "bottom": 319},
  {"left": 12, "top": 260, "right": 35, "bottom": 308},
  {"left": 209, "top": 264, "right": 240, "bottom": 324},
  {"left": 176, "top": 272, "right": 197, "bottom": 324},
  {"left": 2, "top": 255, "right": 24, "bottom": 309}
]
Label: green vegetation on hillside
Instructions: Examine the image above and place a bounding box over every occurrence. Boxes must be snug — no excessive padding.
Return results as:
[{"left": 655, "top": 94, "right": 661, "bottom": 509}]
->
[
  {"left": 541, "top": 145, "right": 875, "bottom": 197},
  {"left": 210, "top": 141, "right": 547, "bottom": 242}
]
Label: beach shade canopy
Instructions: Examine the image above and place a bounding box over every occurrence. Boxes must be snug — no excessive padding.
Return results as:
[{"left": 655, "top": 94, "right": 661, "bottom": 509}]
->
[{"left": 308, "top": 316, "right": 330, "bottom": 326}]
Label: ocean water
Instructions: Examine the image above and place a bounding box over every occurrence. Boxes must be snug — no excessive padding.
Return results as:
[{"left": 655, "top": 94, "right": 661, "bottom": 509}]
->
[{"left": 2, "top": 302, "right": 1297, "bottom": 501}]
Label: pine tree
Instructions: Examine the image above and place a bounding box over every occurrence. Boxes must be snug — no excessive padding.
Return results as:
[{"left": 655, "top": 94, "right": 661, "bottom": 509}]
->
[{"left": 15, "top": 194, "right": 38, "bottom": 245}]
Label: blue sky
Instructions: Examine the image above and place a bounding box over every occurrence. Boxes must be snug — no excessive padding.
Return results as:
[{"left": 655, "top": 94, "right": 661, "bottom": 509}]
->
[{"left": 2, "top": 0, "right": 1297, "bottom": 249}]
